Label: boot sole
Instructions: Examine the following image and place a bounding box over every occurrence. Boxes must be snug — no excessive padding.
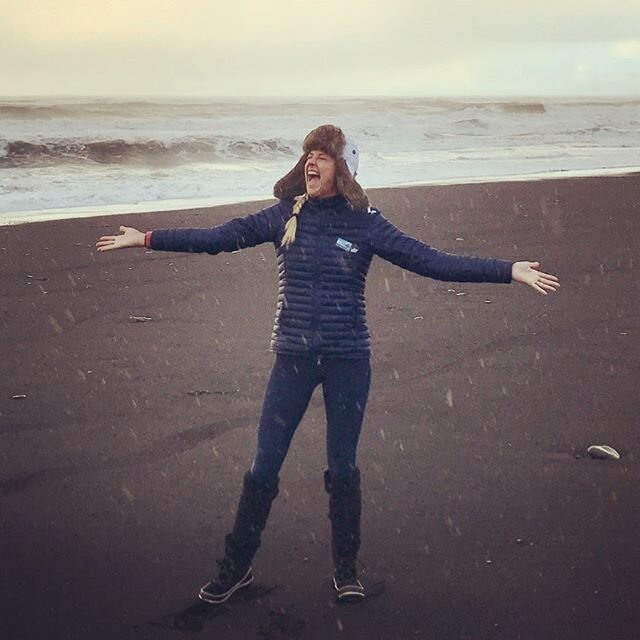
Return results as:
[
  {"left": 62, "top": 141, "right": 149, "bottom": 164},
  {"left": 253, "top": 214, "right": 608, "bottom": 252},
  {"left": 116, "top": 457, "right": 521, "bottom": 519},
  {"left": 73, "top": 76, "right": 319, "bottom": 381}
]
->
[
  {"left": 198, "top": 567, "right": 254, "bottom": 604},
  {"left": 334, "top": 577, "right": 365, "bottom": 603}
]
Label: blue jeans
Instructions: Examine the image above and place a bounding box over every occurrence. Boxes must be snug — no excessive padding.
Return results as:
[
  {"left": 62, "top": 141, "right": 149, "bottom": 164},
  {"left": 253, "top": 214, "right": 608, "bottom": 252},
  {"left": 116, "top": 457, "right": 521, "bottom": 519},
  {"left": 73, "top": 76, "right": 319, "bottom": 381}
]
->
[{"left": 249, "top": 353, "right": 372, "bottom": 485}]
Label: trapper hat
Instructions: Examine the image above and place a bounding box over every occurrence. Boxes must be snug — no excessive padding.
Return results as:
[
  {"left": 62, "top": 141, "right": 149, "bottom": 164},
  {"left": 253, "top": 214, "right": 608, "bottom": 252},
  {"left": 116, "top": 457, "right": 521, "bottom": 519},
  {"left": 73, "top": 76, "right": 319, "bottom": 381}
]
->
[{"left": 273, "top": 124, "right": 369, "bottom": 210}]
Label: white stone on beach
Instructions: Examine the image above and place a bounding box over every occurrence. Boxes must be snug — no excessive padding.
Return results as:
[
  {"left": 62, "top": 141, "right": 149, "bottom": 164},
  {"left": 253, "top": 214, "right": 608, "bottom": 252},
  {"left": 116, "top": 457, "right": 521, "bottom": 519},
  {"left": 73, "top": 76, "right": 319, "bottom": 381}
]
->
[{"left": 587, "top": 445, "right": 621, "bottom": 460}]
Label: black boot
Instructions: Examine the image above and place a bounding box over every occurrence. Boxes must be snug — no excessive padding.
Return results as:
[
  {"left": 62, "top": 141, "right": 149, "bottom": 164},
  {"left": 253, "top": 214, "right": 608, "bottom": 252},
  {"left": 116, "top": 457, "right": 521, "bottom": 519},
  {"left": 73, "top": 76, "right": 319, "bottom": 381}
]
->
[
  {"left": 199, "top": 471, "right": 279, "bottom": 604},
  {"left": 324, "top": 467, "right": 365, "bottom": 603}
]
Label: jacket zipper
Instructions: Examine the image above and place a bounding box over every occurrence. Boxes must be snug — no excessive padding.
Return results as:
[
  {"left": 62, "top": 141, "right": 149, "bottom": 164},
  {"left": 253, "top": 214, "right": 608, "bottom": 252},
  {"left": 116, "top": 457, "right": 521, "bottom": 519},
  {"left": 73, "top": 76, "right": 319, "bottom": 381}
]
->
[{"left": 310, "top": 218, "right": 323, "bottom": 351}]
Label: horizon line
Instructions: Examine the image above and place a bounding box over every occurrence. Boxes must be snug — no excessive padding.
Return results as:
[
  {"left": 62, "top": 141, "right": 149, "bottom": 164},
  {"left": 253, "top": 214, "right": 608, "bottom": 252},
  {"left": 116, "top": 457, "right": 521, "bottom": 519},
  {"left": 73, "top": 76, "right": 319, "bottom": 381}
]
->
[{"left": 2, "top": 93, "right": 640, "bottom": 101}]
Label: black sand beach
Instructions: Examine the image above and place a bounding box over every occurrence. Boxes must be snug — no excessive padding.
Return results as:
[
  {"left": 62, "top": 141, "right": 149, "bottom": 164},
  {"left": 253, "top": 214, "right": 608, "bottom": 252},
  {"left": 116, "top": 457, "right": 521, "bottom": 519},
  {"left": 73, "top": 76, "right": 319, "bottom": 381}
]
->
[{"left": 1, "top": 174, "right": 639, "bottom": 639}]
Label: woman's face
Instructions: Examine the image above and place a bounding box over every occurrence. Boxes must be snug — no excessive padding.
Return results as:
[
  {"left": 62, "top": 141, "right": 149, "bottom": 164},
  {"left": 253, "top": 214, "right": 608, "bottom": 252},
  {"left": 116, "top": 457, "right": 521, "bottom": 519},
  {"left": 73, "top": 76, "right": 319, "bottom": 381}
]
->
[{"left": 305, "top": 149, "right": 338, "bottom": 199}]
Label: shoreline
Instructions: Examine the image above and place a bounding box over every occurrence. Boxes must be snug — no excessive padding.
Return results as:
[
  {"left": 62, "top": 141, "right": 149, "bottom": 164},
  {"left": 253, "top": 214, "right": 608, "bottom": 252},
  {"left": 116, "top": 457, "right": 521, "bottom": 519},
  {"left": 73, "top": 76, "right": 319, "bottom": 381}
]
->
[{"left": 3, "top": 164, "right": 639, "bottom": 227}]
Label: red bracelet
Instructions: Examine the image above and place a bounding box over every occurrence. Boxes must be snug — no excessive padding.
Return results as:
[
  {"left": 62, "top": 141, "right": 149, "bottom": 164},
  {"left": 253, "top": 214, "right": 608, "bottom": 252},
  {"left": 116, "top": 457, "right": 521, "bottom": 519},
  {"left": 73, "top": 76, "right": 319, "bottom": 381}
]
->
[{"left": 144, "top": 230, "right": 152, "bottom": 248}]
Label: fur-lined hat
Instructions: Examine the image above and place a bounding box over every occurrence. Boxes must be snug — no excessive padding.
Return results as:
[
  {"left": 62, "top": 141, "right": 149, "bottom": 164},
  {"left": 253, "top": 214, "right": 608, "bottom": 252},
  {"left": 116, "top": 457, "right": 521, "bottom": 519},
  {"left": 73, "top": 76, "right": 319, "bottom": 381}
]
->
[{"left": 273, "top": 124, "right": 369, "bottom": 210}]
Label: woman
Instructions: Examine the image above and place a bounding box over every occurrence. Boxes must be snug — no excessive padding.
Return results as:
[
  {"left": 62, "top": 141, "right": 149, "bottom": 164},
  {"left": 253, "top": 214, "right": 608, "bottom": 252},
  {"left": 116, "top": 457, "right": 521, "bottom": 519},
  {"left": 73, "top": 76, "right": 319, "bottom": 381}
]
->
[{"left": 96, "top": 124, "right": 560, "bottom": 605}]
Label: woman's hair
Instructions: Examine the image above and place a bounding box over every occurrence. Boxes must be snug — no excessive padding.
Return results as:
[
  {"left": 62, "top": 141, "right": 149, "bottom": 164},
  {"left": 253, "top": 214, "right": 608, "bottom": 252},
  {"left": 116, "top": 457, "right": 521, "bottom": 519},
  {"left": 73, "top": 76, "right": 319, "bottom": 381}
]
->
[{"left": 280, "top": 192, "right": 308, "bottom": 247}]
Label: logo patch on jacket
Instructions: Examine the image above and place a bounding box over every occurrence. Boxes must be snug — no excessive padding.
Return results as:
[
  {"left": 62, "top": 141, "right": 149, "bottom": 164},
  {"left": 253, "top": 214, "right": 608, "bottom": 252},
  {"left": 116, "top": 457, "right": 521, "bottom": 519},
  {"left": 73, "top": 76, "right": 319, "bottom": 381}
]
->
[{"left": 335, "top": 237, "right": 359, "bottom": 253}]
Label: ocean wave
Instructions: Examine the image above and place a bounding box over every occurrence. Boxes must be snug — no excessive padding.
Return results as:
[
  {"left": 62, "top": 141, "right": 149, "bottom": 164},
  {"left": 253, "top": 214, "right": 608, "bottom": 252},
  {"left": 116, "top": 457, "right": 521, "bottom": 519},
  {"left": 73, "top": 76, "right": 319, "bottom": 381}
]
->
[
  {"left": 0, "top": 104, "right": 82, "bottom": 119},
  {"left": 0, "top": 136, "right": 295, "bottom": 168},
  {"left": 452, "top": 118, "right": 489, "bottom": 128},
  {"left": 0, "top": 101, "right": 241, "bottom": 120},
  {"left": 512, "top": 125, "right": 634, "bottom": 139},
  {"left": 6, "top": 98, "right": 640, "bottom": 126},
  {"left": 497, "top": 102, "right": 546, "bottom": 114}
]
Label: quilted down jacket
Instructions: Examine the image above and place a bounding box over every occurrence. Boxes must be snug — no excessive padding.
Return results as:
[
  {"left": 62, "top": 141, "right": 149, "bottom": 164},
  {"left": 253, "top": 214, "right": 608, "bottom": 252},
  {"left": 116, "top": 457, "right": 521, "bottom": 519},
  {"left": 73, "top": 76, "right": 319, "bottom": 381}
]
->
[{"left": 148, "top": 194, "right": 513, "bottom": 358}]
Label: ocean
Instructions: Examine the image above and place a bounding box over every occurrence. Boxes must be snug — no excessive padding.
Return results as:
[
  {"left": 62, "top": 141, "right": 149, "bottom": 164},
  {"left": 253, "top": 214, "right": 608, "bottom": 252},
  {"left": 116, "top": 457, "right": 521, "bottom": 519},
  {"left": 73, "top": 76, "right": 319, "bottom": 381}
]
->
[{"left": 1, "top": 96, "right": 639, "bottom": 225}]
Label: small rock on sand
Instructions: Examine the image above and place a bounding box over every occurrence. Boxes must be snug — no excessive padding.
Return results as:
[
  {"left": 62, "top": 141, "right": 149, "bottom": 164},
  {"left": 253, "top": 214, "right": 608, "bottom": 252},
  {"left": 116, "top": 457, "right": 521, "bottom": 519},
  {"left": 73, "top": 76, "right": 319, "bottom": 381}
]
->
[{"left": 587, "top": 445, "right": 621, "bottom": 460}]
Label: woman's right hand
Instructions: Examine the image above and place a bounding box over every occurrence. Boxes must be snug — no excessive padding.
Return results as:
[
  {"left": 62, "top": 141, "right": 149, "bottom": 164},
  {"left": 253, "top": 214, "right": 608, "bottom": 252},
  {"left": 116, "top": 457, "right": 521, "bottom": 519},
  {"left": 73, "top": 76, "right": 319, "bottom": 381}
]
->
[{"left": 96, "top": 225, "right": 146, "bottom": 252}]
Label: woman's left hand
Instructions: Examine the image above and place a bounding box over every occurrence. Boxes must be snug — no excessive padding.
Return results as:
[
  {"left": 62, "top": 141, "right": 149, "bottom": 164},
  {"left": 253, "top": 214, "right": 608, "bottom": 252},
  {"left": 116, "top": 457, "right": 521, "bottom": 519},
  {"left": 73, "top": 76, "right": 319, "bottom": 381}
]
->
[{"left": 511, "top": 261, "right": 560, "bottom": 295}]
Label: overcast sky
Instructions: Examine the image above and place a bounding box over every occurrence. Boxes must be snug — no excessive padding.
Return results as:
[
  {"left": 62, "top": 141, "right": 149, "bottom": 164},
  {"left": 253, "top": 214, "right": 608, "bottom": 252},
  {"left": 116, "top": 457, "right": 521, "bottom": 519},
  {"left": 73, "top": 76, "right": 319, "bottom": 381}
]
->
[{"left": 2, "top": 0, "right": 639, "bottom": 97}]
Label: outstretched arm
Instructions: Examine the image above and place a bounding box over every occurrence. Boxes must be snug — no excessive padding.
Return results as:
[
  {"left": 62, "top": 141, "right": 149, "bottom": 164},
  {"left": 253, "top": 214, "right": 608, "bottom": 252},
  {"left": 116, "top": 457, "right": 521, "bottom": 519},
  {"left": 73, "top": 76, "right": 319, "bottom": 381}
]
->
[
  {"left": 370, "top": 211, "right": 513, "bottom": 283},
  {"left": 370, "top": 211, "right": 560, "bottom": 295},
  {"left": 95, "top": 203, "right": 285, "bottom": 255}
]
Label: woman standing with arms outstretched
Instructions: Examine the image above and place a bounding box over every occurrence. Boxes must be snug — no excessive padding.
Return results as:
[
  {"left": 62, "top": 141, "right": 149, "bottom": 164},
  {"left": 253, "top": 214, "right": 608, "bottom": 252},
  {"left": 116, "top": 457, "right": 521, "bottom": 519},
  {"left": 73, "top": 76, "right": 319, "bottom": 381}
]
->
[{"left": 96, "top": 125, "right": 560, "bottom": 605}]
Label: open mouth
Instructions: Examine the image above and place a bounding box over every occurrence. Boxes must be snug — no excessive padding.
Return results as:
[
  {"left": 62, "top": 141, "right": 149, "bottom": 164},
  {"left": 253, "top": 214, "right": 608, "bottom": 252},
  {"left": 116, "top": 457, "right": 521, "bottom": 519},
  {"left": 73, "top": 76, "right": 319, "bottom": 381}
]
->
[{"left": 306, "top": 167, "right": 320, "bottom": 184}]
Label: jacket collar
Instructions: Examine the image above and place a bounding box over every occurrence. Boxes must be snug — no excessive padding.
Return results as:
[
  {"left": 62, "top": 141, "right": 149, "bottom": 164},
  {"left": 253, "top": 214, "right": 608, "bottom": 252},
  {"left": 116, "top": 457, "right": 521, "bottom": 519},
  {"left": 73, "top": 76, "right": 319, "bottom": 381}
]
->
[{"left": 307, "top": 194, "right": 349, "bottom": 211}]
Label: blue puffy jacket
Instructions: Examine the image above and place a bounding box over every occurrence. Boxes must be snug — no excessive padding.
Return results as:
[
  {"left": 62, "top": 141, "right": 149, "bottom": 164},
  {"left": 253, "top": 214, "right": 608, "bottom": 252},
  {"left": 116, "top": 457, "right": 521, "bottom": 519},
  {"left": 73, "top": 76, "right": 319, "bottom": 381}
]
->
[{"left": 148, "top": 194, "right": 513, "bottom": 358}]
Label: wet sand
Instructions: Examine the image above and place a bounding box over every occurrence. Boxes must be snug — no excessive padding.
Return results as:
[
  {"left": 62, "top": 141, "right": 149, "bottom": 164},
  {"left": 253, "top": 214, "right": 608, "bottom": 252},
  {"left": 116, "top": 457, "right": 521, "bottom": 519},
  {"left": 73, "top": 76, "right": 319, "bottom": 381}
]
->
[{"left": 1, "top": 174, "right": 639, "bottom": 639}]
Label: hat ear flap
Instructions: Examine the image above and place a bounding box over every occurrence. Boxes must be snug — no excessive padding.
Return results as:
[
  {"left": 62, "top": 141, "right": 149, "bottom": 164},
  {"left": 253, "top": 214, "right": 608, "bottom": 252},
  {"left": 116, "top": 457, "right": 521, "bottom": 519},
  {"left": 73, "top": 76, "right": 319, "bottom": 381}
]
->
[
  {"left": 273, "top": 155, "right": 307, "bottom": 201},
  {"left": 336, "top": 159, "right": 369, "bottom": 210}
]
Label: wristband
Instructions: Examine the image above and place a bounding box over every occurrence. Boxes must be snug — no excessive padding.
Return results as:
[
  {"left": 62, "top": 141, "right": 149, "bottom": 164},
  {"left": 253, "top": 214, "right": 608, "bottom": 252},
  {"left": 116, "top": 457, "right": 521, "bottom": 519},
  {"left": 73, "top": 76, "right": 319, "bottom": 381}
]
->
[{"left": 144, "top": 230, "right": 153, "bottom": 248}]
